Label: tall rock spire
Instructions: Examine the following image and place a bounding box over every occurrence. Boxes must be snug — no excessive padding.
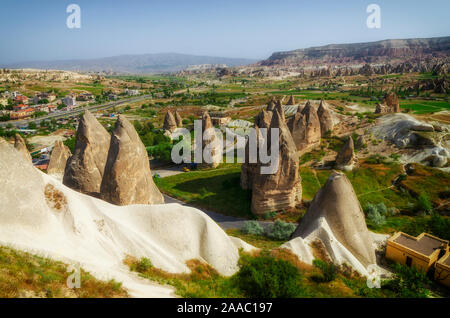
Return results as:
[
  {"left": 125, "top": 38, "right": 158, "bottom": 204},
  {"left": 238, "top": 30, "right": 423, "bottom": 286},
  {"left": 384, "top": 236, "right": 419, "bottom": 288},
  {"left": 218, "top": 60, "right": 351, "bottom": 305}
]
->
[
  {"left": 63, "top": 111, "right": 111, "bottom": 195},
  {"left": 291, "top": 171, "right": 376, "bottom": 268},
  {"left": 251, "top": 110, "right": 301, "bottom": 215},
  {"left": 317, "top": 100, "right": 334, "bottom": 136},
  {"left": 100, "top": 115, "right": 164, "bottom": 205}
]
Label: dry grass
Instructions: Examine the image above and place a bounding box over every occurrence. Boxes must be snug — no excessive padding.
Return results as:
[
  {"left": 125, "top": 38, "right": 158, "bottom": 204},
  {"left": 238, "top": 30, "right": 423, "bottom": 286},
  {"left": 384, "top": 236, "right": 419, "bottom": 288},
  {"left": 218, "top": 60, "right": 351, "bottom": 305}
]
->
[
  {"left": 44, "top": 184, "right": 67, "bottom": 211},
  {"left": 310, "top": 240, "right": 332, "bottom": 263},
  {"left": 0, "top": 246, "right": 128, "bottom": 298},
  {"left": 124, "top": 255, "right": 242, "bottom": 298}
]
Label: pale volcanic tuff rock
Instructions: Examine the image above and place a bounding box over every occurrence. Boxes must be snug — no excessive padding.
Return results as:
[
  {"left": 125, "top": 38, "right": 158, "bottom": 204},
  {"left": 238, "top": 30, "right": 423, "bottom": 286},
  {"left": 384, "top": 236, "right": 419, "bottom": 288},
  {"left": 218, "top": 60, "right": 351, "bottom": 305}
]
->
[
  {"left": 163, "top": 110, "right": 177, "bottom": 132},
  {"left": 63, "top": 111, "right": 111, "bottom": 195},
  {"left": 287, "top": 171, "right": 376, "bottom": 272},
  {"left": 201, "top": 111, "right": 221, "bottom": 168},
  {"left": 251, "top": 110, "right": 301, "bottom": 215},
  {"left": 383, "top": 92, "right": 400, "bottom": 113},
  {"left": 317, "top": 100, "right": 334, "bottom": 136},
  {"left": 375, "top": 92, "right": 400, "bottom": 114},
  {"left": 266, "top": 98, "right": 276, "bottom": 111},
  {"left": 254, "top": 110, "right": 273, "bottom": 129},
  {"left": 335, "top": 137, "right": 355, "bottom": 170},
  {"left": 0, "top": 137, "right": 256, "bottom": 297},
  {"left": 100, "top": 115, "right": 164, "bottom": 206},
  {"left": 240, "top": 126, "right": 262, "bottom": 190},
  {"left": 286, "top": 95, "right": 296, "bottom": 106},
  {"left": 274, "top": 99, "right": 285, "bottom": 119},
  {"left": 174, "top": 110, "right": 183, "bottom": 127},
  {"left": 47, "top": 140, "right": 71, "bottom": 179},
  {"left": 287, "top": 101, "right": 321, "bottom": 153},
  {"left": 14, "top": 134, "right": 32, "bottom": 162}
]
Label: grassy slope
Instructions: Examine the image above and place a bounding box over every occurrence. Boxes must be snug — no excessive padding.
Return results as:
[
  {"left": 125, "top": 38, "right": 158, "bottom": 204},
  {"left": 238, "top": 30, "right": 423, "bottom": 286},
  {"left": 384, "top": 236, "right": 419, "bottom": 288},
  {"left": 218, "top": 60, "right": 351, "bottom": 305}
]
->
[
  {"left": 125, "top": 250, "right": 395, "bottom": 298},
  {"left": 155, "top": 166, "right": 254, "bottom": 219},
  {"left": 0, "top": 246, "right": 128, "bottom": 298},
  {"left": 156, "top": 160, "right": 414, "bottom": 219}
]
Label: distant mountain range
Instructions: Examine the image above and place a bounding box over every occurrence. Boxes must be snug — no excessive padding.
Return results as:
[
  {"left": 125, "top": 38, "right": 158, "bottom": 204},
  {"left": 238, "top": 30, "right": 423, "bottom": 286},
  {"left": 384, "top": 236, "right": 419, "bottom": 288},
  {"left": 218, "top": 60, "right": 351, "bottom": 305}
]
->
[
  {"left": 258, "top": 36, "right": 450, "bottom": 67},
  {"left": 3, "top": 53, "right": 257, "bottom": 74}
]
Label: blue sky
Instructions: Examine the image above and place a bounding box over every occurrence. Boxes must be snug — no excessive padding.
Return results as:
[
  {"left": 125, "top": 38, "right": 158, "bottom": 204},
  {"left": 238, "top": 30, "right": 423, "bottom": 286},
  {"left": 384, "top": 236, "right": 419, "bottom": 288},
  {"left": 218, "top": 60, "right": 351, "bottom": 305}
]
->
[{"left": 0, "top": 0, "right": 449, "bottom": 63}]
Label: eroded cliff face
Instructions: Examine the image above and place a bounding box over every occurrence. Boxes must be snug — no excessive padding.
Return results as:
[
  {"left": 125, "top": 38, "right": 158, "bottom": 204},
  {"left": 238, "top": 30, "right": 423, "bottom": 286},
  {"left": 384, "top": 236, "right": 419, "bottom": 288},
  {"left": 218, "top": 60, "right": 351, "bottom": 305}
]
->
[{"left": 259, "top": 37, "right": 450, "bottom": 67}]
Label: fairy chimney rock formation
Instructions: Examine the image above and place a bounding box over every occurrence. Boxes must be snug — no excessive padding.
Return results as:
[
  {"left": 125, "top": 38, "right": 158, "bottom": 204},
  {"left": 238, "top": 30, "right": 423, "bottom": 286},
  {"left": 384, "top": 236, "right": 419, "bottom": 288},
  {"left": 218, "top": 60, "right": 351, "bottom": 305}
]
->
[
  {"left": 163, "top": 110, "right": 177, "bottom": 132},
  {"left": 201, "top": 111, "right": 220, "bottom": 168},
  {"left": 317, "top": 100, "right": 334, "bottom": 136},
  {"left": 375, "top": 92, "right": 400, "bottom": 114},
  {"left": 254, "top": 110, "right": 273, "bottom": 129},
  {"left": 287, "top": 101, "right": 321, "bottom": 153},
  {"left": 251, "top": 110, "right": 301, "bottom": 215},
  {"left": 47, "top": 140, "right": 71, "bottom": 178},
  {"left": 291, "top": 171, "right": 376, "bottom": 268},
  {"left": 14, "top": 134, "right": 32, "bottom": 162},
  {"left": 174, "top": 110, "right": 183, "bottom": 127},
  {"left": 335, "top": 137, "right": 355, "bottom": 170},
  {"left": 100, "top": 115, "right": 164, "bottom": 205},
  {"left": 63, "top": 111, "right": 111, "bottom": 195},
  {"left": 384, "top": 92, "right": 400, "bottom": 113},
  {"left": 267, "top": 98, "right": 276, "bottom": 111},
  {"left": 241, "top": 127, "right": 261, "bottom": 190},
  {"left": 286, "top": 95, "right": 296, "bottom": 105},
  {"left": 274, "top": 99, "right": 285, "bottom": 119}
]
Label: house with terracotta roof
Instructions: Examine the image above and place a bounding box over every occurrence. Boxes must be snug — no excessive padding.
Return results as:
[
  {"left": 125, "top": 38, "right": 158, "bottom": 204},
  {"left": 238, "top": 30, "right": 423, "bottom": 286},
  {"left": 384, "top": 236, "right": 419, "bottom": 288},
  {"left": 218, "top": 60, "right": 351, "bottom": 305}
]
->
[
  {"left": 10, "top": 107, "right": 35, "bottom": 120},
  {"left": 13, "top": 104, "right": 28, "bottom": 111},
  {"left": 14, "top": 95, "right": 29, "bottom": 104},
  {"left": 47, "top": 104, "right": 57, "bottom": 112},
  {"left": 386, "top": 232, "right": 449, "bottom": 273}
]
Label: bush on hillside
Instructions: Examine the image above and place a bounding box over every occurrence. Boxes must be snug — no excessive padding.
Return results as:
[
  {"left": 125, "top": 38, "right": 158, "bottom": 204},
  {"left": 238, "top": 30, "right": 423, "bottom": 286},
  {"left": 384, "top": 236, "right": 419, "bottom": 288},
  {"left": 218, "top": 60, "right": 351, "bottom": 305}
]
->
[
  {"left": 365, "top": 203, "right": 387, "bottom": 226},
  {"left": 383, "top": 263, "right": 431, "bottom": 298},
  {"left": 311, "top": 259, "right": 338, "bottom": 283},
  {"left": 263, "top": 211, "right": 277, "bottom": 220},
  {"left": 416, "top": 193, "right": 433, "bottom": 215},
  {"left": 136, "top": 257, "right": 153, "bottom": 273},
  {"left": 241, "top": 221, "right": 264, "bottom": 236},
  {"left": 427, "top": 213, "right": 450, "bottom": 241},
  {"left": 266, "top": 219, "right": 296, "bottom": 240},
  {"left": 235, "top": 252, "right": 303, "bottom": 298}
]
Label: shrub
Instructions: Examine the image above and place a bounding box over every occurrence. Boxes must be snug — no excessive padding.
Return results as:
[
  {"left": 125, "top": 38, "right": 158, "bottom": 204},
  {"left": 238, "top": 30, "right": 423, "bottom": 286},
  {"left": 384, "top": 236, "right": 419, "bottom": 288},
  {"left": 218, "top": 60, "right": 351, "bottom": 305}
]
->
[
  {"left": 365, "top": 203, "right": 387, "bottom": 226},
  {"left": 365, "top": 154, "right": 387, "bottom": 164},
  {"left": 389, "top": 153, "right": 401, "bottom": 161},
  {"left": 367, "top": 209, "right": 386, "bottom": 226},
  {"left": 365, "top": 203, "right": 386, "bottom": 226},
  {"left": 428, "top": 213, "right": 450, "bottom": 241},
  {"left": 263, "top": 211, "right": 277, "bottom": 220},
  {"left": 387, "top": 207, "right": 399, "bottom": 216},
  {"left": 241, "top": 221, "right": 264, "bottom": 236},
  {"left": 383, "top": 263, "right": 430, "bottom": 298},
  {"left": 416, "top": 193, "right": 433, "bottom": 214},
  {"left": 235, "top": 252, "right": 303, "bottom": 298},
  {"left": 311, "top": 259, "right": 337, "bottom": 283},
  {"left": 148, "top": 142, "right": 173, "bottom": 162},
  {"left": 136, "top": 258, "right": 153, "bottom": 273},
  {"left": 63, "top": 136, "right": 76, "bottom": 153},
  {"left": 266, "top": 220, "right": 296, "bottom": 240},
  {"left": 375, "top": 202, "right": 387, "bottom": 215}
]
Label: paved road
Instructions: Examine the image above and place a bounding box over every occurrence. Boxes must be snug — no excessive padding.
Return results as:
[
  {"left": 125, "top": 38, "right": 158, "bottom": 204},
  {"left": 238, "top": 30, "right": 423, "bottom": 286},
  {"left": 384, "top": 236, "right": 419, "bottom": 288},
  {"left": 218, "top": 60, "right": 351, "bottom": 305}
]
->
[
  {"left": 163, "top": 194, "right": 253, "bottom": 230},
  {"left": 1, "top": 95, "right": 152, "bottom": 128}
]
